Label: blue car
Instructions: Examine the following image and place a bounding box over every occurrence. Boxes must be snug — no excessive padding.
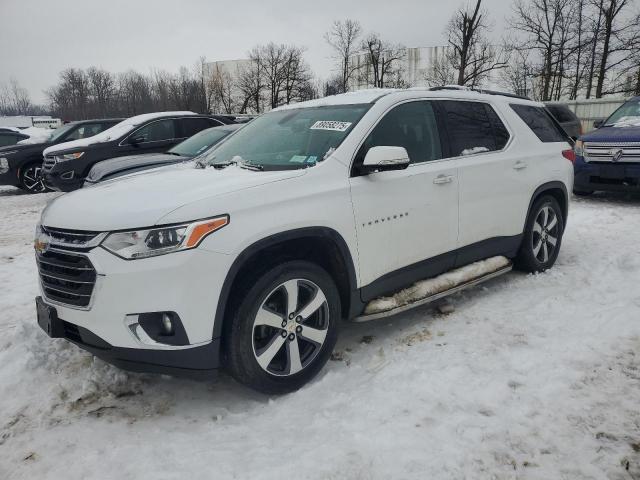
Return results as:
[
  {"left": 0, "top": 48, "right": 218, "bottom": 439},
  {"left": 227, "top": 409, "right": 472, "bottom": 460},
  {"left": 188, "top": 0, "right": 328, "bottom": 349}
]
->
[{"left": 574, "top": 96, "right": 640, "bottom": 195}]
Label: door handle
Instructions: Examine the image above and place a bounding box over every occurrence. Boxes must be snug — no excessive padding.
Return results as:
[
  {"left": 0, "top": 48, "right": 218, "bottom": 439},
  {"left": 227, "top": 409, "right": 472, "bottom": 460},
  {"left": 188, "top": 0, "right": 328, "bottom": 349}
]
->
[
  {"left": 513, "top": 161, "right": 528, "bottom": 170},
  {"left": 433, "top": 174, "right": 454, "bottom": 185}
]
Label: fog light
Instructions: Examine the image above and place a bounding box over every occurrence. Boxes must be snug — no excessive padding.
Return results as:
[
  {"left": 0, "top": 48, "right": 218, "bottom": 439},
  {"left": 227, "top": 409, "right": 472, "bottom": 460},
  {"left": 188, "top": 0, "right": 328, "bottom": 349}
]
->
[
  {"left": 125, "top": 312, "right": 189, "bottom": 347},
  {"left": 61, "top": 171, "right": 74, "bottom": 180},
  {"left": 161, "top": 313, "right": 174, "bottom": 335}
]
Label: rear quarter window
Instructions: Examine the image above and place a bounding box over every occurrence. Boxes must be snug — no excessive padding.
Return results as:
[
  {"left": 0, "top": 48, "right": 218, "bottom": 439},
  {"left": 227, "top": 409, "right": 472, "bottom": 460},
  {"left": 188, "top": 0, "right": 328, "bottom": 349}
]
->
[
  {"left": 546, "top": 104, "right": 577, "bottom": 123},
  {"left": 510, "top": 104, "right": 567, "bottom": 143}
]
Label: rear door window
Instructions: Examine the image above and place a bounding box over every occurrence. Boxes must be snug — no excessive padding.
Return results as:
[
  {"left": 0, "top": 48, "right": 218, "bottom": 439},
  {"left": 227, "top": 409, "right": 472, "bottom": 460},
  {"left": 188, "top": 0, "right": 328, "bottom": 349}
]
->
[
  {"left": 438, "top": 100, "right": 502, "bottom": 156},
  {"left": 510, "top": 104, "right": 568, "bottom": 142},
  {"left": 131, "top": 119, "right": 177, "bottom": 143},
  {"left": 355, "top": 100, "right": 442, "bottom": 166}
]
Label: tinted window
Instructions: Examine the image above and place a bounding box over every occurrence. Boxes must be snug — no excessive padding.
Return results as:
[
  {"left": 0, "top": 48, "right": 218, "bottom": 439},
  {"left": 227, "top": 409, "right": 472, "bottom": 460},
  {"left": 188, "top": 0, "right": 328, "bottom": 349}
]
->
[
  {"left": 485, "top": 105, "right": 510, "bottom": 150},
  {"left": 0, "top": 134, "right": 20, "bottom": 146},
  {"left": 357, "top": 101, "right": 442, "bottom": 165},
  {"left": 181, "top": 117, "right": 220, "bottom": 137},
  {"left": 546, "top": 104, "right": 577, "bottom": 123},
  {"left": 65, "top": 123, "right": 105, "bottom": 141},
  {"left": 439, "top": 101, "right": 497, "bottom": 156},
  {"left": 510, "top": 104, "right": 567, "bottom": 142},
  {"left": 132, "top": 119, "right": 176, "bottom": 142}
]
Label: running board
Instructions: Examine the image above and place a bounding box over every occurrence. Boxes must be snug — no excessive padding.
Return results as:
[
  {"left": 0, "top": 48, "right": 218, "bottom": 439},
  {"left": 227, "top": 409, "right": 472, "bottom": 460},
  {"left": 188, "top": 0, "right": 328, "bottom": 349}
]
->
[{"left": 354, "top": 261, "right": 513, "bottom": 322}]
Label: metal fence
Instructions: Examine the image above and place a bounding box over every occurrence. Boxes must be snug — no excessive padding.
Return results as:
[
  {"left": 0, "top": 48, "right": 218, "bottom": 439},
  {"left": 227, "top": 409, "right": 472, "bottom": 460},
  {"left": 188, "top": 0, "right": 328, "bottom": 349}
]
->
[{"left": 563, "top": 97, "right": 627, "bottom": 133}]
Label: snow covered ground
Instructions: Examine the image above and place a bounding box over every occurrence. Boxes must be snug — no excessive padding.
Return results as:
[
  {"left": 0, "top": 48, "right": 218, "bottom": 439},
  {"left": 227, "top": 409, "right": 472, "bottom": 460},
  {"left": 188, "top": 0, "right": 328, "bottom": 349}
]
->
[{"left": 1, "top": 185, "right": 639, "bottom": 479}]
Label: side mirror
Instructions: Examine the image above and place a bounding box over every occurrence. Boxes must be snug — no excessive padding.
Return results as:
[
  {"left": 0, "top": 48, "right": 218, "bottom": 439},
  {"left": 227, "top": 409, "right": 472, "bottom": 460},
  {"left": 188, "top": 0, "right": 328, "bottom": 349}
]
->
[
  {"left": 361, "top": 146, "right": 410, "bottom": 174},
  {"left": 593, "top": 119, "right": 604, "bottom": 129}
]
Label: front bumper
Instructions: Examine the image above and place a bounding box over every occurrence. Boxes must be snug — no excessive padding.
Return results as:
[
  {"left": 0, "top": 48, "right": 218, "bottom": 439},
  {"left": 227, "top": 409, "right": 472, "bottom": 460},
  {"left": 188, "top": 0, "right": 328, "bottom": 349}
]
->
[
  {"left": 42, "top": 169, "right": 83, "bottom": 192},
  {"left": 574, "top": 156, "right": 640, "bottom": 192},
  {"left": 37, "top": 245, "right": 234, "bottom": 375},
  {"left": 37, "top": 296, "right": 220, "bottom": 378}
]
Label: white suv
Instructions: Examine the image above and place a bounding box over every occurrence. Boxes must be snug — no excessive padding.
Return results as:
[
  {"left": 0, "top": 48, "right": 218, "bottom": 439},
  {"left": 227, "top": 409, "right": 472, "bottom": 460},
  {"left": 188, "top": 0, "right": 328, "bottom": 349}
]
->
[{"left": 35, "top": 88, "right": 574, "bottom": 394}]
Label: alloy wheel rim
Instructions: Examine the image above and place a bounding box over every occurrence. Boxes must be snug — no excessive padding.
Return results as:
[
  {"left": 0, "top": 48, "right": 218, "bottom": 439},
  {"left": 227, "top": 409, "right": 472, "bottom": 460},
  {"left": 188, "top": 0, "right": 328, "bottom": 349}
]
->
[
  {"left": 251, "top": 278, "right": 329, "bottom": 377},
  {"left": 22, "top": 166, "right": 46, "bottom": 193},
  {"left": 532, "top": 205, "right": 559, "bottom": 263}
]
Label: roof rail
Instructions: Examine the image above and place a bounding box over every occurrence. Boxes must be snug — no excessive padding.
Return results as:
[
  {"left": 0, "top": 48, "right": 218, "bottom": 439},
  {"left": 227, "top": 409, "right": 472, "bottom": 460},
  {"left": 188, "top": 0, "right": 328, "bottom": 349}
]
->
[{"left": 429, "top": 86, "right": 531, "bottom": 101}]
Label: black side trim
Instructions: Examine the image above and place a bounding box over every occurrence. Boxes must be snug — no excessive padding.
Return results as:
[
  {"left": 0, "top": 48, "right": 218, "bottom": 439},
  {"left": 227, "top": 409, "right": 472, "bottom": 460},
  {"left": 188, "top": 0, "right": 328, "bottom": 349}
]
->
[
  {"left": 212, "top": 227, "right": 360, "bottom": 338},
  {"left": 359, "top": 234, "right": 522, "bottom": 305}
]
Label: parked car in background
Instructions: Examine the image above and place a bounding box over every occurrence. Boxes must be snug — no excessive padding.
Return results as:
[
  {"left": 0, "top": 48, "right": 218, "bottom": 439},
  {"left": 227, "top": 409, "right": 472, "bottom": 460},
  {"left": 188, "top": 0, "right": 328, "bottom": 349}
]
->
[
  {"left": 545, "top": 102, "right": 582, "bottom": 140},
  {"left": 573, "top": 96, "right": 640, "bottom": 195},
  {"left": 83, "top": 124, "right": 242, "bottom": 186},
  {"left": 0, "top": 128, "right": 29, "bottom": 147},
  {"left": 35, "top": 88, "right": 573, "bottom": 394},
  {"left": 0, "top": 119, "right": 123, "bottom": 193},
  {"left": 42, "top": 112, "right": 233, "bottom": 192}
]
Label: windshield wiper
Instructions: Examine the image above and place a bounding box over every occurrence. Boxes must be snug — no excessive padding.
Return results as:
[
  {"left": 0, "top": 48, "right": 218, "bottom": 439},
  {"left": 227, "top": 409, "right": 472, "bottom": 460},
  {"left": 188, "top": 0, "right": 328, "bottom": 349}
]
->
[{"left": 237, "top": 160, "right": 264, "bottom": 171}]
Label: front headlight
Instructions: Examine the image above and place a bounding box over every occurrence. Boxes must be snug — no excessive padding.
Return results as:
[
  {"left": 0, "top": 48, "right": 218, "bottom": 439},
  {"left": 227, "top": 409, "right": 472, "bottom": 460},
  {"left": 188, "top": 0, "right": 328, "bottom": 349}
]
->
[
  {"left": 54, "top": 151, "right": 84, "bottom": 163},
  {"left": 101, "top": 215, "right": 229, "bottom": 260}
]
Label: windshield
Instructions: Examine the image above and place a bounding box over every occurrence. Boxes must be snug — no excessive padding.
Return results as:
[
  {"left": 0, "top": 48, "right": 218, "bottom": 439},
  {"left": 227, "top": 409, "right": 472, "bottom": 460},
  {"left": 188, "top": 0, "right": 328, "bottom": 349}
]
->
[
  {"left": 48, "top": 123, "right": 77, "bottom": 142},
  {"left": 169, "top": 127, "right": 233, "bottom": 157},
  {"left": 605, "top": 99, "right": 640, "bottom": 126},
  {"left": 201, "top": 104, "right": 370, "bottom": 170}
]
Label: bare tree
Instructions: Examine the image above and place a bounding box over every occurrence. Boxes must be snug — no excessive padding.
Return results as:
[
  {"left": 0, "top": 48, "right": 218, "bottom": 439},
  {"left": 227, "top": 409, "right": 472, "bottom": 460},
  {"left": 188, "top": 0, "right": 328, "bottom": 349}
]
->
[
  {"left": 424, "top": 54, "right": 456, "bottom": 87},
  {"left": 510, "top": 0, "right": 578, "bottom": 101},
  {"left": 237, "top": 59, "right": 264, "bottom": 114},
  {"left": 359, "top": 33, "right": 406, "bottom": 88},
  {"left": 593, "top": 0, "right": 640, "bottom": 97},
  {"left": 444, "top": 0, "right": 507, "bottom": 87},
  {"left": 324, "top": 19, "right": 362, "bottom": 93},
  {"left": 499, "top": 48, "right": 535, "bottom": 97},
  {"left": 87, "top": 67, "right": 115, "bottom": 117}
]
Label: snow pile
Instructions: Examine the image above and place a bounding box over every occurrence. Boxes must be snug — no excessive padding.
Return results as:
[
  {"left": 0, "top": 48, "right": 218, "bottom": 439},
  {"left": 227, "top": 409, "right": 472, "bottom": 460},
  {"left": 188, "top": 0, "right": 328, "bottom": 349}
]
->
[
  {"left": 43, "top": 111, "right": 197, "bottom": 156},
  {"left": 461, "top": 146, "right": 490, "bottom": 155},
  {"left": 364, "top": 256, "right": 511, "bottom": 314},
  {"left": 16, "top": 127, "right": 53, "bottom": 144},
  {"left": 612, "top": 116, "right": 640, "bottom": 127}
]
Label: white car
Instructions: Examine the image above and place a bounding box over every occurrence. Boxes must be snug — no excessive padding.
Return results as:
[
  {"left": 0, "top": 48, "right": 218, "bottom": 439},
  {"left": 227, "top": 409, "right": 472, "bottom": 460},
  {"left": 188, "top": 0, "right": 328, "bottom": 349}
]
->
[{"left": 34, "top": 88, "right": 574, "bottom": 394}]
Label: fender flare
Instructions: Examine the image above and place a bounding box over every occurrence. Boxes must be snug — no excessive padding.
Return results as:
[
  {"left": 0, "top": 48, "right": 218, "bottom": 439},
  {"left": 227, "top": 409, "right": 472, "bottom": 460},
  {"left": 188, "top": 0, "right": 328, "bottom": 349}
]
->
[{"left": 211, "top": 227, "right": 360, "bottom": 339}]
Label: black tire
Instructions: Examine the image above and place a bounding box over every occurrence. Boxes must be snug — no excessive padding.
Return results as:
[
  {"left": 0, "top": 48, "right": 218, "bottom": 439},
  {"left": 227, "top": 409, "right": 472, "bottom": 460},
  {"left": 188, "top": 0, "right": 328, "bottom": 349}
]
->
[
  {"left": 514, "top": 195, "right": 564, "bottom": 273},
  {"left": 223, "top": 260, "right": 340, "bottom": 395},
  {"left": 18, "top": 162, "right": 48, "bottom": 193},
  {"left": 573, "top": 189, "right": 593, "bottom": 196}
]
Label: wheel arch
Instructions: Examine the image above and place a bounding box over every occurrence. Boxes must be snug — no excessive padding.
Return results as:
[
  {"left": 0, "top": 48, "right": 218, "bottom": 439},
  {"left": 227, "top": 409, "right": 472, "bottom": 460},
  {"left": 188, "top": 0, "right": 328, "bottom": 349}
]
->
[
  {"left": 212, "top": 227, "right": 361, "bottom": 340},
  {"left": 524, "top": 181, "right": 569, "bottom": 231}
]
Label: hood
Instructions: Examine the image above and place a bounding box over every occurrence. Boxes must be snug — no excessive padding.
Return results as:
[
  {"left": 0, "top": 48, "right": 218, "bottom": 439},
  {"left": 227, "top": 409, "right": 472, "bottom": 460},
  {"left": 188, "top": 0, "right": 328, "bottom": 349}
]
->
[
  {"left": 0, "top": 140, "right": 51, "bottom": 154},
  {"left": 42, "top": 164, "right": 306, "bottom": 231},
  {"left": 581, "top": 124, "right": 640, "bottom": 143},
  {"left": 86, "top": 152, "right": 187, "bottom": 182}
]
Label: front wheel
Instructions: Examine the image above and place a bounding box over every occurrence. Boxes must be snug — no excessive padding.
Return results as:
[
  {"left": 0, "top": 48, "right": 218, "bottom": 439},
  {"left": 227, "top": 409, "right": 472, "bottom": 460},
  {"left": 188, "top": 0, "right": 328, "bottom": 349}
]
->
[
  {"left": 19, "top": 162, "right": 48, "bottom": 193},
  {"left": 515, "top": 195, "right": 565, "bottom": 273},
  {"left": 223, "top": 261, "right": 340, "bottom": 394}
]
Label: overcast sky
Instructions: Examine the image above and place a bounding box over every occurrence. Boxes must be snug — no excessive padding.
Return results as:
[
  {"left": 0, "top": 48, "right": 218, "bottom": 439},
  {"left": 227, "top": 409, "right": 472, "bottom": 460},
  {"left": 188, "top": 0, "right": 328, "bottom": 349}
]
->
[{"left": 1, "top": 0, "right": 510, "bottom": 104}]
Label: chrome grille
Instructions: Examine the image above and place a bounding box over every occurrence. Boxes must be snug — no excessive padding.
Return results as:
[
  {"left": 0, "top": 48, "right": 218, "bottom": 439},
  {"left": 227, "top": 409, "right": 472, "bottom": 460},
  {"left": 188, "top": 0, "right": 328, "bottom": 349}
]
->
[
  {"left": 42, "top": 226, "right": 102, "bottom": 247},
  {"left": 37, "top": 249, "right": 96, "bottom": 308},
  {"left": 584, "top": 142, "right": 640, "bottom": 163}
]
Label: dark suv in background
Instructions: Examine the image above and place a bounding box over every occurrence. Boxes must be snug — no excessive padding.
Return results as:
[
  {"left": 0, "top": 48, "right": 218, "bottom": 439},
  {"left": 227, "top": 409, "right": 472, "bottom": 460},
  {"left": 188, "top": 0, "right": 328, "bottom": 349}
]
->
[
  {"left": 0, "top": 119, "right": 122, "bottom": 193},
  {"left": 573, "top": 96, "right": 640, "bottom": 194},
  {"left": 42, "top": 112, "right": 232, "bottom": 192}
]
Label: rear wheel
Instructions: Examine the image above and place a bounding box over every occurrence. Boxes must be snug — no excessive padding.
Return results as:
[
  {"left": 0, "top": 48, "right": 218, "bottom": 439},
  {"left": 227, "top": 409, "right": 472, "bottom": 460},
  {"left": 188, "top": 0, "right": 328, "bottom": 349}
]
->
[
  {"left": 223, "top": 261, "right": 340, "bottom": 394},
  {"left": 515, "top": 195, "right": 564, "bottom": 273},
  {"left": 19, "top": 162, "right": 48, "bottom": 193}
]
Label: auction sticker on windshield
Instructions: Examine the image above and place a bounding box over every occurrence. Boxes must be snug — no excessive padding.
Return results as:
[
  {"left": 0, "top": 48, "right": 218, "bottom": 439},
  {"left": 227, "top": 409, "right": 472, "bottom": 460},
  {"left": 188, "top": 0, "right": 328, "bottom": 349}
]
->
[{"left": 310, "top": 121, "right": 352, "bottom": 132}]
